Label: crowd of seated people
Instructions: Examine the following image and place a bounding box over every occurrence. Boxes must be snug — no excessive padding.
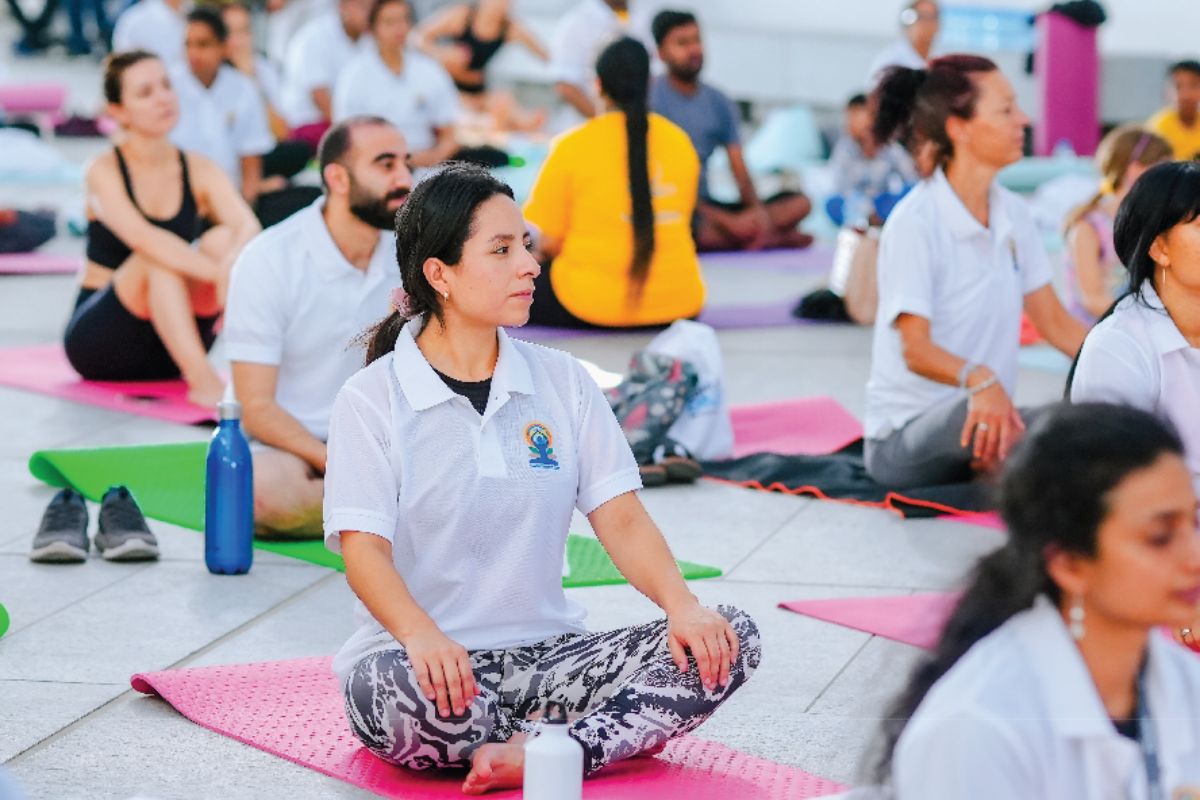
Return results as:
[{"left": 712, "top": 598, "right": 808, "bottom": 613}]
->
[{"left": 16, "top": 2, "right": 1200, "bottom": 794}]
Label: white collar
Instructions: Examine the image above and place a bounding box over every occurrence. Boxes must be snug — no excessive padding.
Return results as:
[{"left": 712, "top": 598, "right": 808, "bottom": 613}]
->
[
  {"left": 1127, "top": 282, "right": 1191, "bottom": 357},
  {"left": 391, "top": 318, "right": 534, "bottom": 413},
  {"left": 299, "top": 197, "right": 389, "bottom": 282},
  {"left": 1014, "top": 596, "right": 1197, "bottom": 758},
  {"left": 930, "top": 168, "right": 1013, "bottom": 245}
]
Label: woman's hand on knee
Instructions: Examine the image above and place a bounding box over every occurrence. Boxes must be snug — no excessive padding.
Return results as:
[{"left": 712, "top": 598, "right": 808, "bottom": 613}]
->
[
  {"left": 666, "top": 603, "right": 740, "bottom": 692},
  {"left": 402, "top": 626, "right": 479, "bottom": 718},
  {"left": 961, "top": 382, "right": 1020, "bottom": 463}
]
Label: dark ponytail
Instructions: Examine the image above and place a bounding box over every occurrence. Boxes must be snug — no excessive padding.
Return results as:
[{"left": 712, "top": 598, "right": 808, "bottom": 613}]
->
[
  {"left": 1064, "top": 160, "right": 1200, "bottom": 397},
  {"left": 597, "top": 37, "right": 654, "bottom": 306},
  {"left": 363, "top": 162, "right": 515, "bottom": 364},
  {"left": 872, "top": 54, "right": 997, "bottom": 169},
  {"left": 871, "top": 402, "right": 1184, "bottom": 783}
]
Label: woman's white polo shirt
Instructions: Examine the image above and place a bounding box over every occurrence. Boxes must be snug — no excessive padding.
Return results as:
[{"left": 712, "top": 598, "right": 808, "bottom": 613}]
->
[
  {"left": 324, "top": 319, "right": 642, "bottom": 682},
  {"left": 865, "top": 169, "right": 1053, "bottom": 439},
  {"left": 894, "top": 596, "right": 1200, "bottom": 799},
  {"left": 1071, "top": 283, "right": 1200, "bottom": 491}
]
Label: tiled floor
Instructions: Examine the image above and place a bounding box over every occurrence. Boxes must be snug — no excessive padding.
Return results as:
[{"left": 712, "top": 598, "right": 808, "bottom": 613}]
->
[{"left": 0, "top": 41, "right": 1066, "bottom": 800}]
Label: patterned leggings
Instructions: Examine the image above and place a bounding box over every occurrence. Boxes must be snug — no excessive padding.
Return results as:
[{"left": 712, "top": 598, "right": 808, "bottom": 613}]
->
[{"left": 343, "top": 605, "right": 761, "bottom": 775}]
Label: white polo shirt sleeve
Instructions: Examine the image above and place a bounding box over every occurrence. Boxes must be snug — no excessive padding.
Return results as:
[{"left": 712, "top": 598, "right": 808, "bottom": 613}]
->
[
  {"left": 323, "top": 383, "right": 398, "bottom": 553},
  {"left": 1010, "top": 198, "right": 1053, "bottom": 295},
  {"left": 223, "top": 242, "right": 287, "bottom": 366},
  {"left": 232, "top": 76, "right": 275, "bottom": 157},
  {"left": 426, "top": 61, "right": 461, "bottom": 129},
  {"left": 570, "top": 360, "right": 641, "bottom": 515},
  {"left": 549, "top": 13, "right": 592, "bottom": 87},
  {"left": 1070, "top": 324, "right": 1157, "bottom": 411},
  {"left": 876, "top": 213, "right": 937, "bottom": 326},
  {"left": 331, "top": 58, "right": 362, "bottom": 122}
]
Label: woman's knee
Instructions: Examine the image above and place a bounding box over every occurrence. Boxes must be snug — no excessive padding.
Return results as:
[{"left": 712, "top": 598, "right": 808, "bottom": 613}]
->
[
  {"left": 715, "top": 605, "right": 762, "bottom": 675},
  {"left": 344, "top": 650, "right": 494, "bottom": 770}
]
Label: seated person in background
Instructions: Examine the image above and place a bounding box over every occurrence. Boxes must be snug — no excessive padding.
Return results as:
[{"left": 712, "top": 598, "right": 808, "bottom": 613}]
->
[
  {"left": 550, "top": 0, "right": 646, "bottom": 120},
  {"left": 65, "top": 51, "right": 259, "bottom": 408},
  {"left": 111, "top": 0, "right": 187, "bottom": 69},
  {"left": 334, "top": 0, "right": 462, "bottom": 169},
  {"left": 877, "top": 402, "right": 1200, "bottom": 797},
  {"left": 224, "top": 116, "right": 411, "bottom": 538},
  {"left": 524, "top": 38, "right": 704, "bottom": 329},
  {"left": 170, "top": 9, "right": 273, "bottom": 210},
  {"left": 0, "top": 208, "right": 56, "bottom": 253},
  {"left": 414, "top": 0, "right": 549, "bottom": 133},
  {"left": 867, "top": 0, "right": 939, "bottom": 88},
  {"left": 222, "top": 2, "right": 316, "bottom": 186},
  {"left": 1062, "top": 125, "right": 1170, "bottom": 322},
  {"left": 1147, "top": 60, "right": 1200, "bottom": 161},
  {"left": 864, "top": 56, "right": 1086, "bottom": 490},
  {"left": 279, "top": 0, "right": 371, "bottom": 148},
  {"left": 326, "top": 162, "right": 759, "bottom": 794},
  {"left": 1071, "top": 160, "right": 1200, "bottom": 494},
  {"left": 826, "top": 93, "right": 919, "bottom": 228},
  {"left": 650, "top": 10, "right": 812, "bottom": 252}
]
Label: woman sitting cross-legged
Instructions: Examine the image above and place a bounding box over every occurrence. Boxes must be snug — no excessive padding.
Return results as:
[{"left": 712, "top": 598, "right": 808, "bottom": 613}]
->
[
  {"left": 875, "top": 402, "right": 1200, "bottom": 797},
  {"left": 65, "top": 50, "right": 260, "bottom": 408},
  {"left": 323, "top": 162, "right": 760, "bottom": 795},
  {"left": 864, "top": 55, "right": 1087, "bottom": 489}
]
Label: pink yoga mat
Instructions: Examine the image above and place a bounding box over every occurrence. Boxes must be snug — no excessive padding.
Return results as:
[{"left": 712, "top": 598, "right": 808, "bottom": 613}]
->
[
  {"left": 0, "top": 344, "right": 216, "bottom": 425},
  {"left": 131, "top": 656, "right": 847, "bottom": 799},
  {"left": 730, "top": 396, "right": 863, "bottom": 458},
  {"left": 779, "top": 593, "right": 960, "bottom": 650},
  {"left": 0, "top": 253, "right": 82, "bottom": 275},
  {"left": 0, "top": 83, "right": 67, "bottom": 115}
]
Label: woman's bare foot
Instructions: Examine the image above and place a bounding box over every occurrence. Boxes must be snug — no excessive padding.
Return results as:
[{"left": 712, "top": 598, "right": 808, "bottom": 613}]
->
[
  {"left": 462, "top": 738, "right": 526, "bottom": 796},
  {"left": 186, "top": 373, "right": 226, "bottom": 409}
]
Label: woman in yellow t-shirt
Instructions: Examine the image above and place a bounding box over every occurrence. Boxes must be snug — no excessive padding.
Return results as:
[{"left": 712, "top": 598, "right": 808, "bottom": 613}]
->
[{"left": 524, "top": 37, "right": 705, "bottom": 328}]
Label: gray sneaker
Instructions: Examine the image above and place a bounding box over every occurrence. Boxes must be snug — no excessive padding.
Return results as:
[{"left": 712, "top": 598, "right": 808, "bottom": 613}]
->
[
  {"left": 94, "top": 486, "right": 160, "bottom": 562},
  {"left": 30, "top": 488, "right": 90, "bottom": 563}
]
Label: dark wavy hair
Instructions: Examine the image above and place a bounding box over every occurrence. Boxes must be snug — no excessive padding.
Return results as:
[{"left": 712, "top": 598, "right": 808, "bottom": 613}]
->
[
  {"left": 103, "top": 49, "right": 160, "bottom": 104},
  {"left": 363, "top": 162, "right": 514, "bottom": 364},
  {"left": 871, "top": 402, "right": 1184, "bottom": 783},
  {"left": 872, "top": 54, "right": 998, "bottom": 168},
  {"left": 596, "top": 37, "right": 655, "bottom": 307},
  {"left": 1065, "top": 160, "right": 1200, "bottom": 395}
]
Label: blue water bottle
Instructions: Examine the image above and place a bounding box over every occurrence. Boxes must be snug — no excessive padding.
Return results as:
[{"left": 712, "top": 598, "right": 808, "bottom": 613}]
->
[{"left": 205, "top": 400, "right": 254, "bottom": 575}]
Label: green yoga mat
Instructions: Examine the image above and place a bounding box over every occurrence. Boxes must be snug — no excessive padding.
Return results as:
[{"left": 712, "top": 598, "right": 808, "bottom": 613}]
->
[
  {"left": 29, "top": 442, "right": 722, "bottom": 586},
  {"left": 0, "top": 602, "right": 9, "bottom": 639}
]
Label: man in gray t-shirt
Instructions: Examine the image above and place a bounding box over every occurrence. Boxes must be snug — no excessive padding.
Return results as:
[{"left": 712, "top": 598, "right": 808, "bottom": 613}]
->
[{"left": 650, "top": 10, "right": 812, "bottom": 251}]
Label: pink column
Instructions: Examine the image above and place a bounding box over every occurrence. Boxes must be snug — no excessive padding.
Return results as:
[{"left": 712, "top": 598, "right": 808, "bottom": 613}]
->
[{"left": 1035, "top": 11, "right": 1100, "bottom": 156}]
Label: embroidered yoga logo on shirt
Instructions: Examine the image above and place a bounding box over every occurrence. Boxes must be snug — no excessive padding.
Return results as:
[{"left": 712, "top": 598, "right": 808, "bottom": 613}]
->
[{"left": 524, "top": 421, "right": 560, "bottom": 470}]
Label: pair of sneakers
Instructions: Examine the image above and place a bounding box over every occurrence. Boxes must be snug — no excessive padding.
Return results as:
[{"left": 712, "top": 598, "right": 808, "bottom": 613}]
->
[{"left": 30, "top": 486, "right": 160, "bottom": 563}]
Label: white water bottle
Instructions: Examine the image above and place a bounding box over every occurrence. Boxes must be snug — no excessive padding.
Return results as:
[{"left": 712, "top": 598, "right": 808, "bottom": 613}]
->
[{"left": 523, "top": 702, "right": 582, "bottom": 800}]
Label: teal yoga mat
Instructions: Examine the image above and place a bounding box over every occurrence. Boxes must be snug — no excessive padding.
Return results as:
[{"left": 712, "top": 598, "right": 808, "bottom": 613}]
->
[{"left": 28, "top": 442, "right": 721, "bottom": 586}]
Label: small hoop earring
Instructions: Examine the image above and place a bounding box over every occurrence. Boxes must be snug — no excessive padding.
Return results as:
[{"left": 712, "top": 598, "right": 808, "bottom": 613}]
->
[{"left": 1068, "top": 595, "right": 1086, "bottom": 641}]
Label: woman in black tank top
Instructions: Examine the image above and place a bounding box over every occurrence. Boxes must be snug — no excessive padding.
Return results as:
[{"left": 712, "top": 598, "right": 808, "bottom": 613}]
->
[
  {"left": 65, "top": 50, "right": 259, "bottom": 409},
  {"left": 414, "top": 0, "right": 549, "bottom": 133}
]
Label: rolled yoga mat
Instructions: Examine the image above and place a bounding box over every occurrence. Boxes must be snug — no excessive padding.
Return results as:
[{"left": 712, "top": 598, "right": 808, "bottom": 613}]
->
[
  {"left": 131, "top": 656, "right": 847, "bottom": 800},
  {"left": 779, "top": 593, "right": 961, "bottom": 650},
  {"left": 0, "top": 344, "right": 216, "bottom": 425},
  {"left": 0, "top": 253, "right": 82, "bottom": 275},
  {"left": 28, "top": 442, "right": 722, "bottom": 586}
]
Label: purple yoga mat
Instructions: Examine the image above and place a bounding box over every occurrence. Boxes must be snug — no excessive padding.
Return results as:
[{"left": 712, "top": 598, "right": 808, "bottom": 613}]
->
[
  {"left": 699, "top": 245, "right": 833, "bottom": 275},
  {"left": 511, "top": 300, "right": 808, "bottom": 344}
]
